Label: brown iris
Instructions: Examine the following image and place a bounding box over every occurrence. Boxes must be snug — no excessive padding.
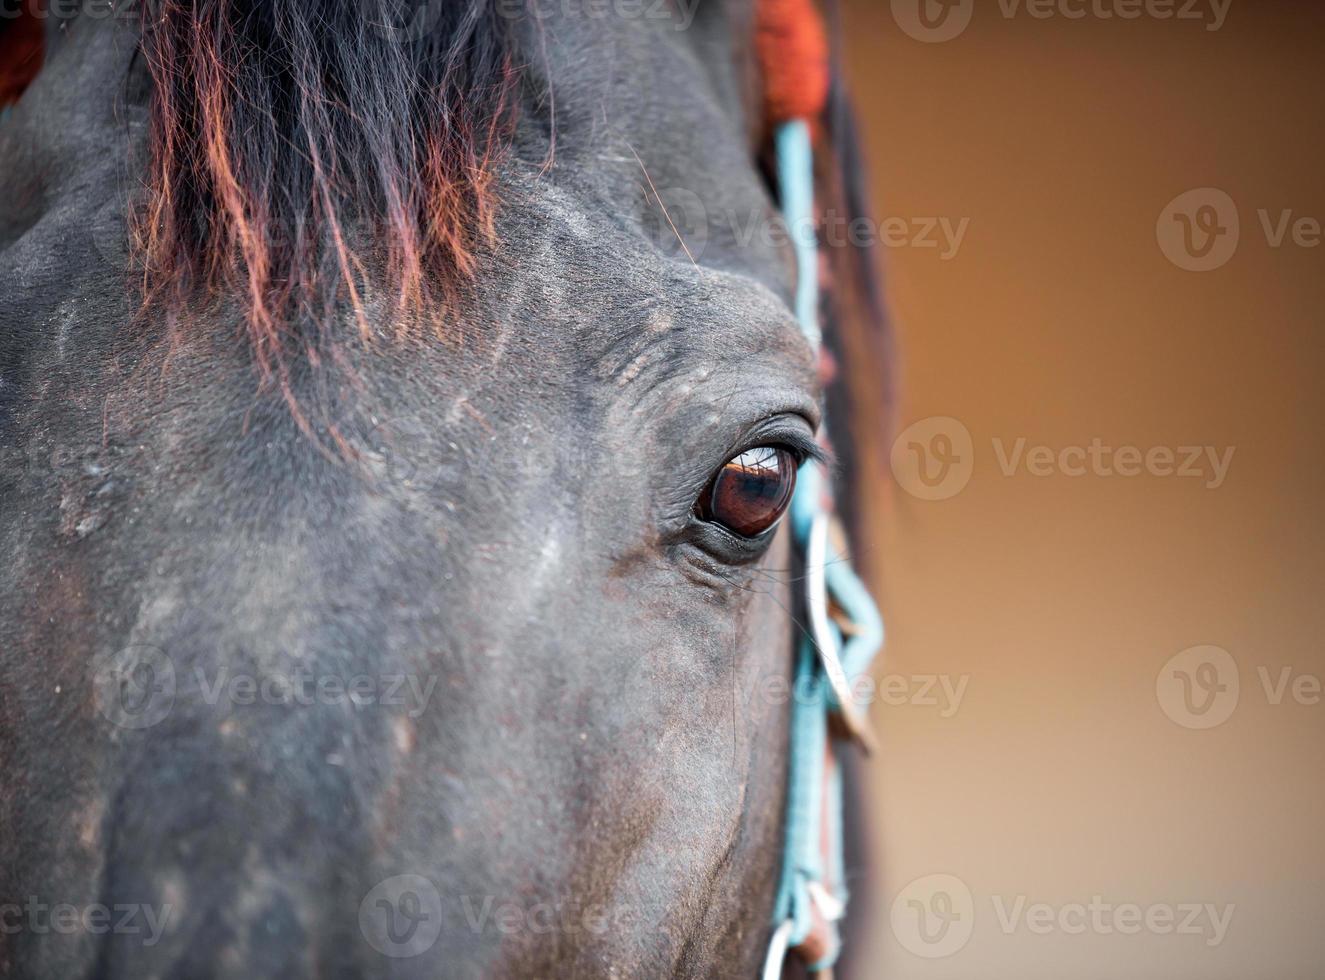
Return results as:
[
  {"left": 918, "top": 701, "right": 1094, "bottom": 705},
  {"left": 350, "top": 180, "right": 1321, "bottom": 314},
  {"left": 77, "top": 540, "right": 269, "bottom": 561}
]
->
[{"left": 696, "top": 446, "right": 797, "bottom": 537}]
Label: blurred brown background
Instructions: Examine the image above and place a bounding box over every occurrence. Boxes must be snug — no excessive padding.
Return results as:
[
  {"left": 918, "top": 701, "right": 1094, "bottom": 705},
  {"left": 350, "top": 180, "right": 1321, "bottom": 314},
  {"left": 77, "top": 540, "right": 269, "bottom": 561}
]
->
[{"left": 839, "top": 2, "right": 1325, "bottom": 977}]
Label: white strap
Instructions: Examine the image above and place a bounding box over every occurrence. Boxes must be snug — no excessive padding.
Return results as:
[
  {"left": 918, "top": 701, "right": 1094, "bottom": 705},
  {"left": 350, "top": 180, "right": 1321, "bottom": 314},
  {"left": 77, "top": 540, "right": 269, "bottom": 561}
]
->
[{"left": 761, "top": 919, "right": 795, "bottom": 980}]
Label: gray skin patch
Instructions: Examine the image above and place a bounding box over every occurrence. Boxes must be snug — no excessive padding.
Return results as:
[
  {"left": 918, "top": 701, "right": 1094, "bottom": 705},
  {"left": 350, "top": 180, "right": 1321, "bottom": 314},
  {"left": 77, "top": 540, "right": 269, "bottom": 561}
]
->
[{"left": 0, "top": 4, "right": 823, "bottom": 978}]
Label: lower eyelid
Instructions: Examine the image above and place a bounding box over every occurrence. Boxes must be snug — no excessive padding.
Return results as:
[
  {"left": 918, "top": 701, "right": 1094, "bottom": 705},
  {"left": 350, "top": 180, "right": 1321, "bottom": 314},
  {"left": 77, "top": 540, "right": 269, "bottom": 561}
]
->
[
  {"left": 684, "top": 513, "right": 783, "bottom": 564},
  {"left": 675, "top": 539, "right": 765, "bottom": 591}
]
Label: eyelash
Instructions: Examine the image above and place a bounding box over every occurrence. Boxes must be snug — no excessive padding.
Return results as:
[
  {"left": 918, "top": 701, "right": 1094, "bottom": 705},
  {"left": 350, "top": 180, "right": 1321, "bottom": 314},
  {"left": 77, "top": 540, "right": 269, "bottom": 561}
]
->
[{"left": 766, "top": 432, "right": 825, "bottom": 469}]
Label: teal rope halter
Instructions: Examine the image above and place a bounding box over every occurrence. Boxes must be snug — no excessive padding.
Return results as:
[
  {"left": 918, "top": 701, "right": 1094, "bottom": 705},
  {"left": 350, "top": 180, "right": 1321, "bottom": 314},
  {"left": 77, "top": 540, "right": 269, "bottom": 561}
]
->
[{"left": 764, "top": 119, "right": 885, "bottom": 979}]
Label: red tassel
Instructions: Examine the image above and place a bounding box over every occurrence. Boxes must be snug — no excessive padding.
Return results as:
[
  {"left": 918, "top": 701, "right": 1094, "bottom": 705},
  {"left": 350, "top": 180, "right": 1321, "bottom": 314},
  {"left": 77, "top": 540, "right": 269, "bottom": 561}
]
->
[
  {"left": 0, "top": 1, "right": 44, "bottom": 108},
  {"left": 755, "top": 0, "right": 830, "bottom": 125}
]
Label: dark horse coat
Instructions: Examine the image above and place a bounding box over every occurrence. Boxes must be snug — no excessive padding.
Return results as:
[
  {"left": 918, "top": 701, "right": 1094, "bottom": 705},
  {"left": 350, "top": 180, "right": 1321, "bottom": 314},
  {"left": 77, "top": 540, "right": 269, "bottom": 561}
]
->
[{"left": 0, "top": 2, "right": 887, "bottom": 976}]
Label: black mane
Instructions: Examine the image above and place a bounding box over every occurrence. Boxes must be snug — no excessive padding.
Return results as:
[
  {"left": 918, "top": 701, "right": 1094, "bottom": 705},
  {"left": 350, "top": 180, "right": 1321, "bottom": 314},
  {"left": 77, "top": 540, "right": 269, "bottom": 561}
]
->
[{"left": 136, "top": 0, "right": 521, "bottom": 383}]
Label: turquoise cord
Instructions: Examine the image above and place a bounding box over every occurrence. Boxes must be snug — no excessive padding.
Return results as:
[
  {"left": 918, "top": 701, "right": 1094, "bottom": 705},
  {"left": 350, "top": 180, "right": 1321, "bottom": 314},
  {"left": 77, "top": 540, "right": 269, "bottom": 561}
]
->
[{"left": 770, "top": 118, "right": 885, "bottom": 973}]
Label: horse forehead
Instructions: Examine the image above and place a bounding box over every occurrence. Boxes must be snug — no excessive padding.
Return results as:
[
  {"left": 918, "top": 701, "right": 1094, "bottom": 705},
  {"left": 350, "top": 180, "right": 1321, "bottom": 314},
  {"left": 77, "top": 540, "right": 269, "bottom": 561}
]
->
[{"left": 494, "top": 179, "right": 805, "bottom": 366}]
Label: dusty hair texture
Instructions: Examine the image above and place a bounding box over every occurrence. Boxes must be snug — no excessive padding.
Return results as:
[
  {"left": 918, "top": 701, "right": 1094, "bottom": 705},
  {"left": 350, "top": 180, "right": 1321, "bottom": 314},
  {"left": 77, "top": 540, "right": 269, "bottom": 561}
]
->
[{"left": 134, "top": 0, "right": 519, "bottom": 400}]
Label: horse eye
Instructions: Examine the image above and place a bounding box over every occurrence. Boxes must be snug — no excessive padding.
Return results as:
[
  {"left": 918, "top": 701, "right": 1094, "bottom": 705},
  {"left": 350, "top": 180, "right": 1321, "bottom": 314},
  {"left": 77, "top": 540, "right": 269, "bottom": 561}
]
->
[{"left": 696, "top": 446, "right": 797, "bottom": 537}]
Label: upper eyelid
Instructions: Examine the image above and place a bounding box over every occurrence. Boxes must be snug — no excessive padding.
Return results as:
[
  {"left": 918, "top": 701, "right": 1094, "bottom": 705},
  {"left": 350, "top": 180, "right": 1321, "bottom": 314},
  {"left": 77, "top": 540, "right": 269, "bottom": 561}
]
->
[{"left": 734, "top": 420, "right": 829, "bottom": 468}]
